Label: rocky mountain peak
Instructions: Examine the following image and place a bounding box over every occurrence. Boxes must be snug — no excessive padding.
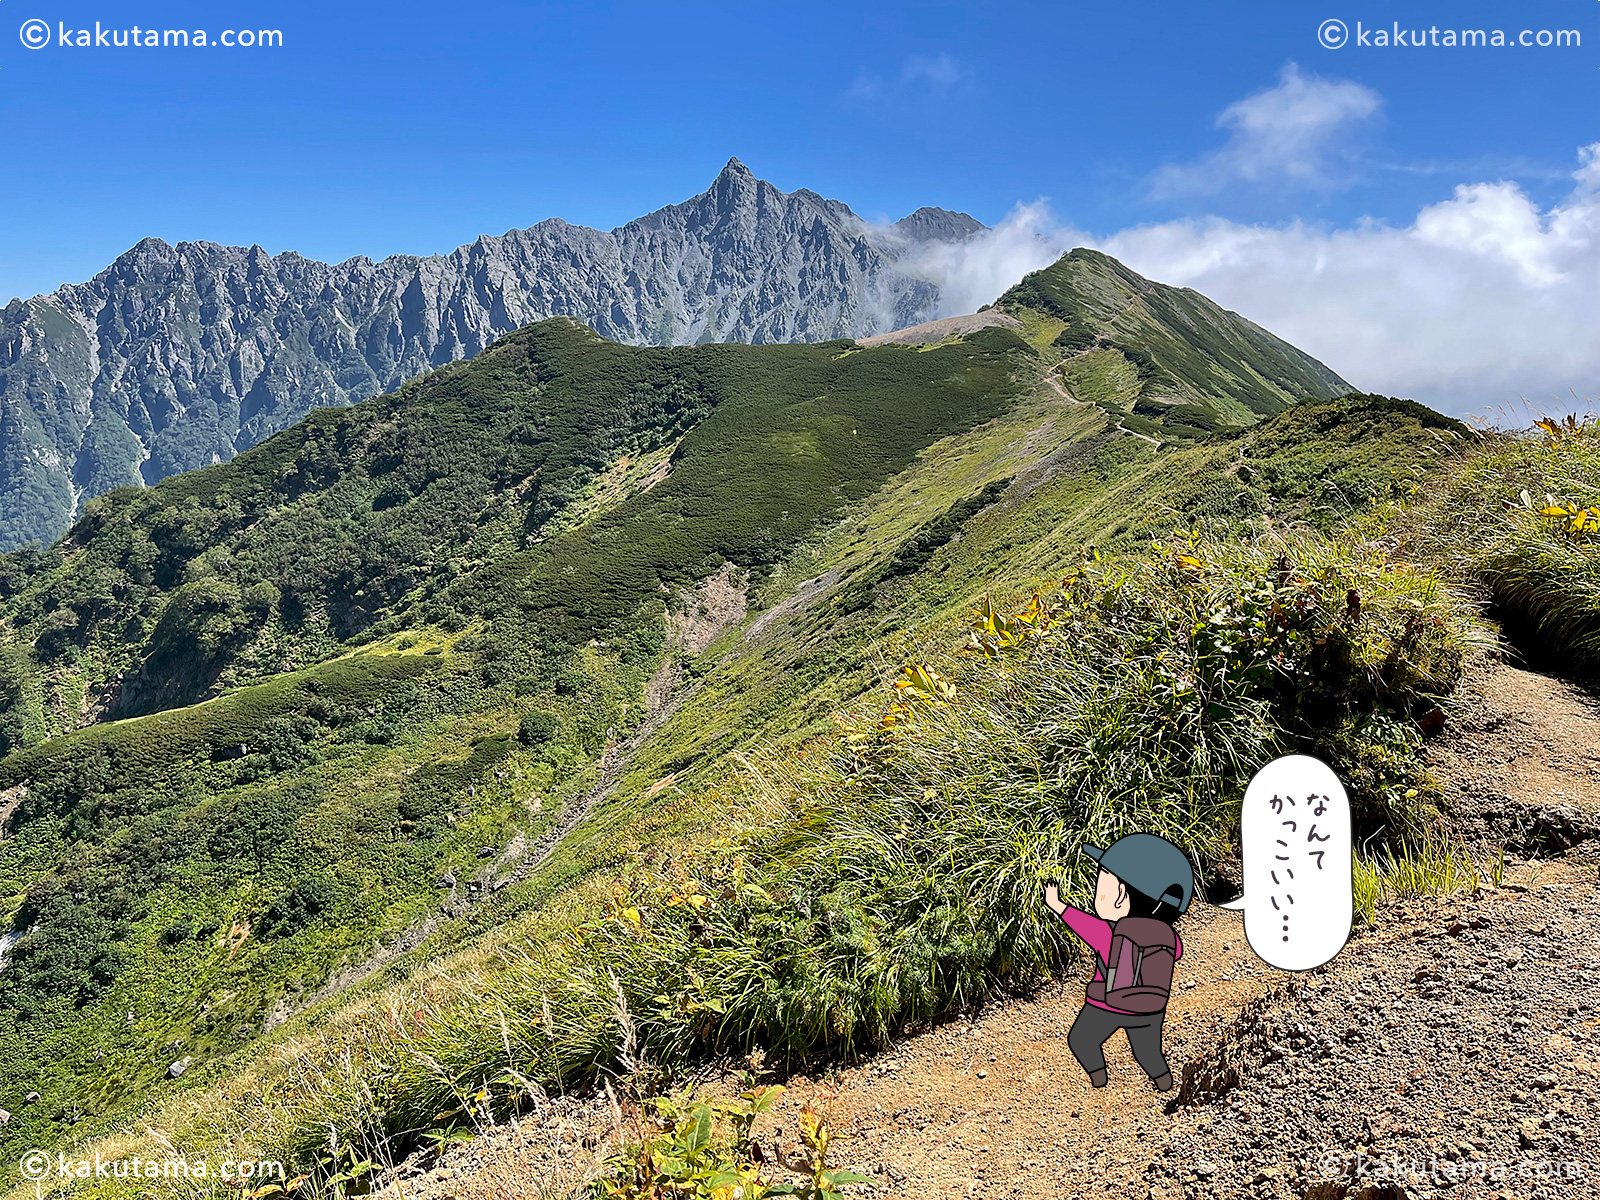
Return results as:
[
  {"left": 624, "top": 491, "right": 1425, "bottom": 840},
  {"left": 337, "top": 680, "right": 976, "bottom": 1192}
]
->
[
  {"left": 707, "top": 156, "right": 762, "bottom": 211},
  {"left": 0, "top": 160, "right": 992, "bottom": 550},
  {"left": 895, "top": 207, "right": 986, "bottom": 243},
  {"left": 99, "top": 236, "right": 176, "bottom": 280}
]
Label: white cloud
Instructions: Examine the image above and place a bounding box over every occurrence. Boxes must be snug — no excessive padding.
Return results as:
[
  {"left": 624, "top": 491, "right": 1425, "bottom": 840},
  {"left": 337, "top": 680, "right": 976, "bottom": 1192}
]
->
[
  {"left": 845, "top": 69, "right": 884, "bottom": 104},
  {"left": 901, "top": 53, "right": 961, "bottom": 89},
  {"left": 905, "top": 146, "right": 1600, "bottom": 417},
  {"left": 846, "top": 52, "right": 964, "bottom": 106},
  {"left": 1577, "top": 144, "right": 1600, "bottom": 193},
  {"left": 898, "top": 201, "right": 1073, "bottom": 317},
  {"left": 1150, "top": 63, "right": 1382, "bottom": 198}
]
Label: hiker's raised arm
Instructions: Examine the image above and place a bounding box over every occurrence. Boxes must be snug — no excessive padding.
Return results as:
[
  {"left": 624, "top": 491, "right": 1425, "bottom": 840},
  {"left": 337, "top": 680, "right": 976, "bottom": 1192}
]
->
[{"left": 1043, "top": 881, "right": 1067, "bottom": 915}]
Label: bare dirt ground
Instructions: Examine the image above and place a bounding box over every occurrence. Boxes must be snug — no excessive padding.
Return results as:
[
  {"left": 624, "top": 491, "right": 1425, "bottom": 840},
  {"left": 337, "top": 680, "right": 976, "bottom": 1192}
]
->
[
  {"left": 0, "top": 783, "right": 25, "bottom": 838},
  {"left": 857, "top": 311, "right": 1022, "bottom": 347},
  {"left": 1428, "top": 659, "right": 1600, "bottom": 855},
  {"left": 667, "top": 562, "right": 749, "bottom": 657},
  {"left": 382, "top": 661, "right": 1600, "bottom": 1200}
]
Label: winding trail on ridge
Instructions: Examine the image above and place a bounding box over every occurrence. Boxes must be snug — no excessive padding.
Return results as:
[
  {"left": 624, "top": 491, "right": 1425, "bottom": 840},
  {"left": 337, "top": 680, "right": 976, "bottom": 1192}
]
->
[{"left": 1042, "top": 367, "right": 1161, "bottom": 447}]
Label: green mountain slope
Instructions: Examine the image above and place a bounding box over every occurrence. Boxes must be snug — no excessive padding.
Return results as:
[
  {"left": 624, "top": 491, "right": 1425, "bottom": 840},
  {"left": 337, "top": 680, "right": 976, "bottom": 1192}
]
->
[
  {"left": 0, "top": 253, "right": 1392, "bottom": 1168},
  {"left": 567, "top": 391, "right": 1467, "bottom": 873},
  {"left": 0, "top": 318, "right": 1028, "bottom": 741},
  {"left": 0, "top": 313, "right": 1035, "bottom": 1158},
  {"left": 0, "top": 385, "right": 1471, "bottom": 1189},
  {"left": 999, "top": 248, "right": 1354, "bottom": 439}
]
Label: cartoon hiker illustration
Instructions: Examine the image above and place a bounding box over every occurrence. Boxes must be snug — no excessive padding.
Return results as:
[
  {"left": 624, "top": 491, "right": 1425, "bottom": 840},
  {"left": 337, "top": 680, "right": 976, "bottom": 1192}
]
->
[{"left": 1043, "top": 833, "right": 1195, "bottom": 1092}]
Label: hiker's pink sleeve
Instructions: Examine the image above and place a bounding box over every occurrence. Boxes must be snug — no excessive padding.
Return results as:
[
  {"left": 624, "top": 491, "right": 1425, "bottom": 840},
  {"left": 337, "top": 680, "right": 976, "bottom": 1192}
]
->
[
  {"left": 1175, "top": 932, "right": 1183, "bottom": 961},
  {"left": 1057, "top": 906, "right": 1112, "bottom": 961}
]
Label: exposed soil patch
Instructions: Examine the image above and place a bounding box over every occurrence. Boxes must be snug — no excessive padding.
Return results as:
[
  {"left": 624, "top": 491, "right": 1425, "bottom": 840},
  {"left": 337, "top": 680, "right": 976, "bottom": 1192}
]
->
[
  {"left": 0, "top": 783, "right": 26, "bottom": 839},
  {"left": 1429, "top": 658, "right": 1600, "bottom": 854},
  {"left": 646, "top": 562, "right": 749, "bottom": 715},
  {"left": 669, "top": 562, "right": 748, "bottom": 656},
  {"left": 857, "top": 311, "right": 1022, "bottom": 348}
]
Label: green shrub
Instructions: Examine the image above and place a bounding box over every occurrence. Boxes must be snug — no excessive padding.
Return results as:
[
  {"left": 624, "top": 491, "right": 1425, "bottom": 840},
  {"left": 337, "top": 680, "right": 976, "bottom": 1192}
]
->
[
  {"left": 881, "top": 478, "right": 1011, "bottom": 579},
  {"left": 124, "top": 577, "right": 264, "bottom": 712},
  {"left": 1051, "top": 318, "right": 1096, "bottom": 353},
  {"left": 519, "top": 711, "right": 561, "bottom": 747},
  {"left": 593, "top": 1087, "right": 866, "bottom": 1200},
  {"left": 261, "top": 875, "right": 339, "bottom": 938},
  {"left": 258, "top": 714, "right": 322, "bottom": 773},
  {"left": 0, "top": 899, "right": 126, "bottom": 1016},
  {"left": 0, "top": 652, "right": 439, "bottom": 794},
  {"left": 0, "top": 644, "right": 38, "bottom": 758}
]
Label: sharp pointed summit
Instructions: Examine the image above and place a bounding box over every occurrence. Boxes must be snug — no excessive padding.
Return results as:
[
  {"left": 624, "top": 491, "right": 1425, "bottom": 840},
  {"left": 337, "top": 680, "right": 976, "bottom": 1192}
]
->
[
  {"left": 895, "top": 206, "right": 986, "bottom": 243},
  {"left": 707, "top": 155, "right": 760, "bottom": 209}
]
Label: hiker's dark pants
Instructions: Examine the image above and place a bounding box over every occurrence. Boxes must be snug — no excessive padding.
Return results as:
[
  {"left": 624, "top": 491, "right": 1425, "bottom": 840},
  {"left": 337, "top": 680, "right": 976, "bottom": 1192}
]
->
[{"left": 1068, "top": 1003, "right": 1169, "bottom": 1080}]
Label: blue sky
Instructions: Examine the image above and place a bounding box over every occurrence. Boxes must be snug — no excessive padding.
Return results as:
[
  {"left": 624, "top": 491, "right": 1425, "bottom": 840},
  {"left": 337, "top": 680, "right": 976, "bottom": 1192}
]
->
[
  {"left": 0, "top": 0, "right": 1589, "bottom": 299},
  {"left": 2, "top": 0, "right": 1595, "bottom": 411}
]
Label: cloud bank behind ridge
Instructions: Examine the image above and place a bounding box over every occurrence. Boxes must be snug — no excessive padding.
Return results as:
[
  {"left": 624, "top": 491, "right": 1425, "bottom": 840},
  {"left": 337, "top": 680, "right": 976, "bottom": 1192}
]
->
[{"left": 904, "top": 144, "right": 1599, "bottom": 418}]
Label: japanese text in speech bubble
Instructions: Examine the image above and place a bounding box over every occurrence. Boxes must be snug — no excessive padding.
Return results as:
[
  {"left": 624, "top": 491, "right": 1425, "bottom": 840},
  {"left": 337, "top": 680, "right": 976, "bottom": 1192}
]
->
[{"left": 1219, "top": 754, "right": 1351, "bottom": 970}]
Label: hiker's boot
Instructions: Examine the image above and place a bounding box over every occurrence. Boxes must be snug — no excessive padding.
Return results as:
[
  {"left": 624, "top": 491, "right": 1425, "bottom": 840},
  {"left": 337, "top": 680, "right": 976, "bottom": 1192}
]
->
[
  {"left": 1152, "top": 1071, "right": 1174, "bottom": 1092},
  {"left": 1088, "top": 1068, "right": 1108, "bottom": 1088}
]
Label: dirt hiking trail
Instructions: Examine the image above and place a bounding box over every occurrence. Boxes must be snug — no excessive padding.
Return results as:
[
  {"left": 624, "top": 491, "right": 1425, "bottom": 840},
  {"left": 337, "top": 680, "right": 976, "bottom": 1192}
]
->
[{"left": 385, "top": 660, "right": 1600, "bottom": 1200}]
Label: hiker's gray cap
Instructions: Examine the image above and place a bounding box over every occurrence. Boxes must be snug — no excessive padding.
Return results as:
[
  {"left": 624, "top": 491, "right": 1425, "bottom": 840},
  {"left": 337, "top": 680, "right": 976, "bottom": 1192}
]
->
[{"left": 1082, "top": 834, "right": 1195, "bottom": 914}]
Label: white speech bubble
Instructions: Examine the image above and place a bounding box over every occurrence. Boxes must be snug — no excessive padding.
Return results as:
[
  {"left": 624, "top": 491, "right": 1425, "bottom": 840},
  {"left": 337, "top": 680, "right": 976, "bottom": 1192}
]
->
[{"left": 1218, "top": 754, "right": 1351, "bottom": 970}]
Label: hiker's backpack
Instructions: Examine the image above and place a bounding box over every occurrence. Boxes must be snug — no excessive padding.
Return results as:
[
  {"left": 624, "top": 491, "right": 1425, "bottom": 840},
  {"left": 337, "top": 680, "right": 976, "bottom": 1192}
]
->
[{"left": 1087, "top": 916, "right": 1177, "bottom": 1014}]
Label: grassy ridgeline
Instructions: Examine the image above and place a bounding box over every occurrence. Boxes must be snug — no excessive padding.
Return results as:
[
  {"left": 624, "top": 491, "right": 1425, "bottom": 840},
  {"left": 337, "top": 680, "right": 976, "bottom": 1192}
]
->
[
  {"left": 997, "top": 249, "right": 1354, "bottom": 439},
  {"left": 42, "top": 523, "right": 1482, "bottom": 1190},
  {"left": 1411, "top": 415, "right": 1600, "bottom": 674},
  {"left": 20, "top": 408, "right": 1596, "bottom": 1197}
]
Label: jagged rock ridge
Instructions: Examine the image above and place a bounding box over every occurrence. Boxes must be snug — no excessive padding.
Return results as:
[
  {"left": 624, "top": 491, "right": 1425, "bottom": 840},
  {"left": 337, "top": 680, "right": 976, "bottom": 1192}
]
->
[{"left": 0, "top": 159, "right": 981, "bottom": 549}]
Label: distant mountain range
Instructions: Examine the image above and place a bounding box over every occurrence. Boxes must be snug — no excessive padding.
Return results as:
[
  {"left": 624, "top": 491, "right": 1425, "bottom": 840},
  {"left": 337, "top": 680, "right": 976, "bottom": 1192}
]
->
[{"left": 0, "top": 158, "right": 986, "bottom": 550}]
